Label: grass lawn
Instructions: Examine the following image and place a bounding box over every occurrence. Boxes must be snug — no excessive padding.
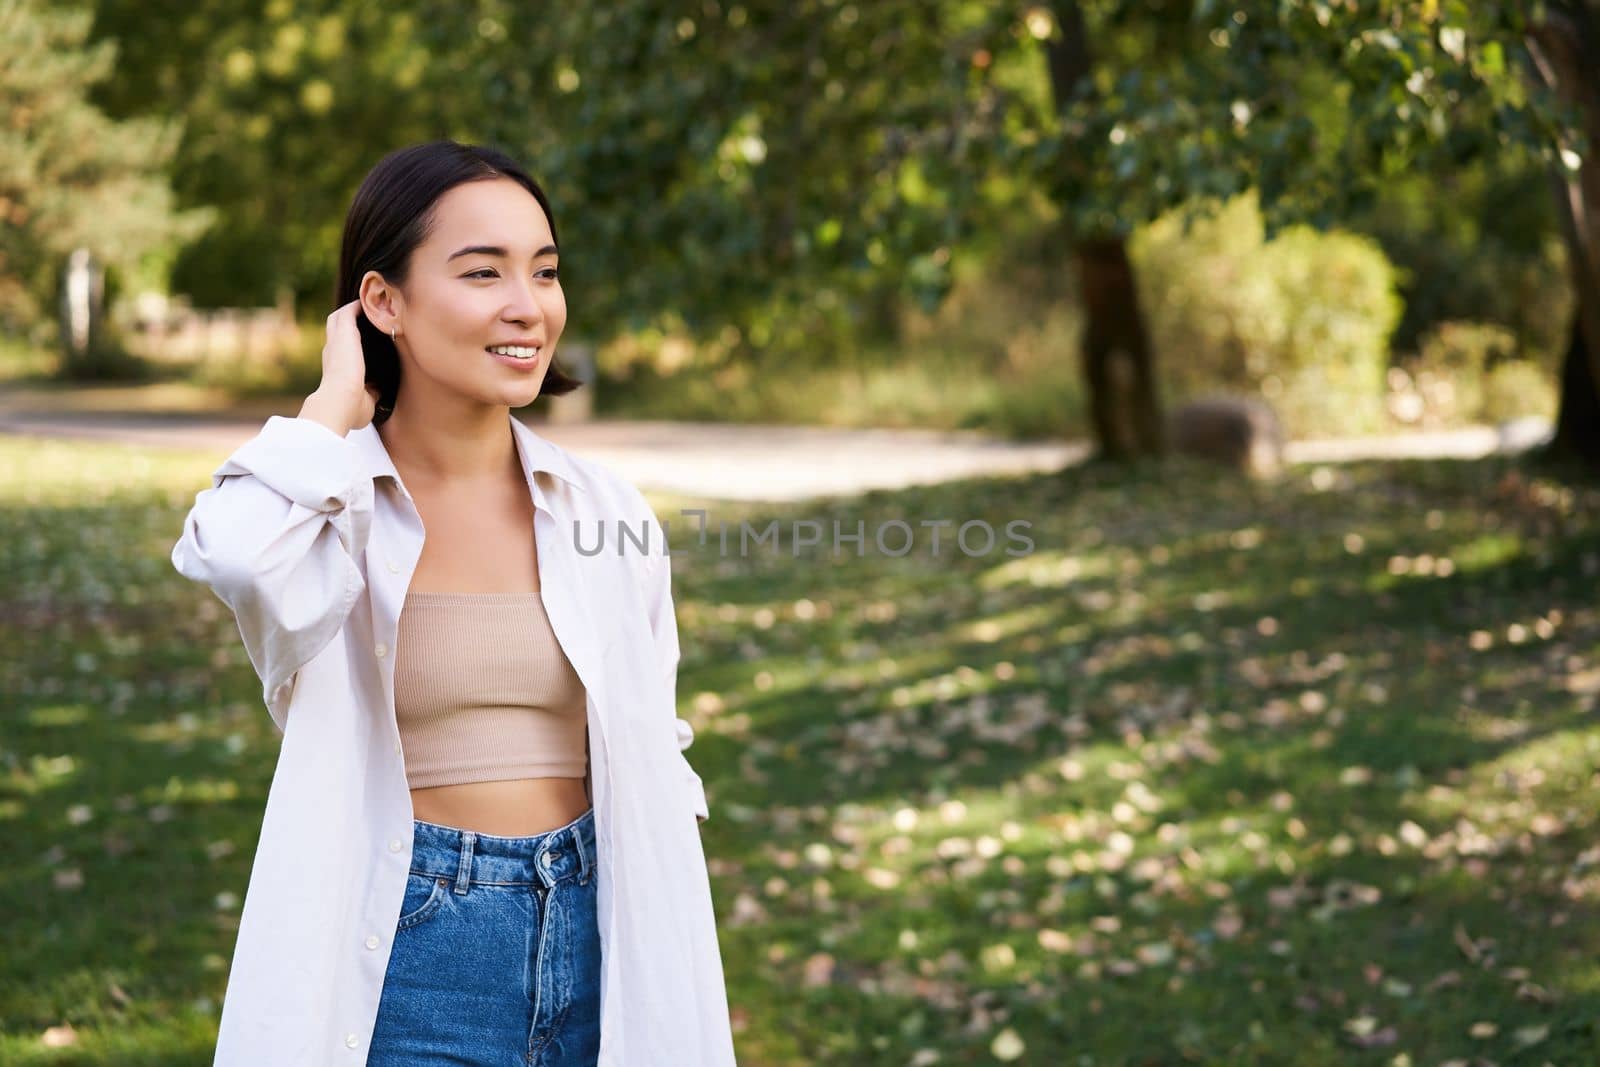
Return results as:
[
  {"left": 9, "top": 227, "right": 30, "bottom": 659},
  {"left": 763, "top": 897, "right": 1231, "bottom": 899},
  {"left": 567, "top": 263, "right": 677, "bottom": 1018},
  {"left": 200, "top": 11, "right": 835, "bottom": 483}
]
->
[{"left": 1, "top": 433, "right": 1598, "bottom": 1065}]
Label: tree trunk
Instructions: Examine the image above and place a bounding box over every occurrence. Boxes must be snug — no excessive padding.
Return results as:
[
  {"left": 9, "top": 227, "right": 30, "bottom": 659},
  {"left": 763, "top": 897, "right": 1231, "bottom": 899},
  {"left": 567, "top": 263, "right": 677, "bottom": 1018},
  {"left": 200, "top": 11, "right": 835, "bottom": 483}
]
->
[
  {"left": 1076, "top": 236, "right": 1165, "bottom": 460},
  {"left": 1046, "top": 0, "right": 1165, "bottom": 460},
  {"left": 1550, "top": 304, "right": 1600, "bottom": 464},
  {"left": 1524, "top": 3, "right": 1600, "bottom": 470}
]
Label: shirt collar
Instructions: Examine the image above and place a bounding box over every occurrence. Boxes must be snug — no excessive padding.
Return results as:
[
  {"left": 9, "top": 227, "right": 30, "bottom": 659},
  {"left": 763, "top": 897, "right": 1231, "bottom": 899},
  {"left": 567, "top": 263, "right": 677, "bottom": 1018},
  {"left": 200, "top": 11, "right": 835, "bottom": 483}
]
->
[{"left": 348, "top": 411, "right": 588, "bottom": 497}]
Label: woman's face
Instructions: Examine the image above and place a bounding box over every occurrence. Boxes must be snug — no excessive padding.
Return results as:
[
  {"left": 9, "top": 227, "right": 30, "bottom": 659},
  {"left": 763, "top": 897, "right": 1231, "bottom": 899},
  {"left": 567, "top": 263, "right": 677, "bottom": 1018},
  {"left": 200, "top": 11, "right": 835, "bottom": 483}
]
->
[{"left": 374, "top": 177, "right": 567, "bottom": 413}]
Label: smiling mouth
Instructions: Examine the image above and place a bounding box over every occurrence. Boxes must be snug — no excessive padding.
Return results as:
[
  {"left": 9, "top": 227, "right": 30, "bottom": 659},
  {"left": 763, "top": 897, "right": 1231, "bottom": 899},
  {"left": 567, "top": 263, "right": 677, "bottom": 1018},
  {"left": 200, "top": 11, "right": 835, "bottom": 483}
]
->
[{"left": 486, "top": 345, "right": 541, "bottom": 361}]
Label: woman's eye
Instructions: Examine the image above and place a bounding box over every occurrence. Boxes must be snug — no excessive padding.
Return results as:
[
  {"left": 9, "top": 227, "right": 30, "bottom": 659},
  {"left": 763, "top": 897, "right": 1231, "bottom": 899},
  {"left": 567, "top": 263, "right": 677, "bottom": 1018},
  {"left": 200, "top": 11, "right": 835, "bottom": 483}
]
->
[{"left": 464, "top": 268, "right": 560, "bottom": 279}]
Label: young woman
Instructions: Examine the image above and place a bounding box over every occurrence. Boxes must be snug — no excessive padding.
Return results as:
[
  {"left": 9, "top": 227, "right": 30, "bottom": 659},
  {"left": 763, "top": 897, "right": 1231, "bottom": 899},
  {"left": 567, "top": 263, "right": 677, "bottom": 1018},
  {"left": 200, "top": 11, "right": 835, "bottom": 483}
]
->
[{"left": 172, "top": 141, "right": 738, "bottom": 1066}]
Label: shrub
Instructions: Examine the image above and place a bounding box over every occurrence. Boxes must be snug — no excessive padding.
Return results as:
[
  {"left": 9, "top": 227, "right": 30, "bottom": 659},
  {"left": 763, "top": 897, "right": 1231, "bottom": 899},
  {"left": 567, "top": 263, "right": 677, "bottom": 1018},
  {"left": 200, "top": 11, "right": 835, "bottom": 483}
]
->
[
  {"left": 1480, "top": 359, "right": 1558, "bottom": 424},
  {"left": 1389, "top": 321, "right": 1558, "bottom": 428},
  {"left": 1131, "top": 190, "right": 1403, "bottom": 438}
]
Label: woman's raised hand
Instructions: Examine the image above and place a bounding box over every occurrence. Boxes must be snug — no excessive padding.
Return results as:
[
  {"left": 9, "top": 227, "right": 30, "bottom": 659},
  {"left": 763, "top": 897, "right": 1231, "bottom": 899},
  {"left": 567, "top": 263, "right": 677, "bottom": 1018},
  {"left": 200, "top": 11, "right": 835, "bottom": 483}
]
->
[{"left": 299, "top": 300, "right": 382, "bottom": 435}]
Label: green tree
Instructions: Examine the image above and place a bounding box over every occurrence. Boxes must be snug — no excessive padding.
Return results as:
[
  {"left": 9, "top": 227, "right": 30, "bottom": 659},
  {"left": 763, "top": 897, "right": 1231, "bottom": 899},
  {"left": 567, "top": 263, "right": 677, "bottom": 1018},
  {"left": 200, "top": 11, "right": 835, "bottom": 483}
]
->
[
  {"left": 1040, "top": 0, "right": 1594, "bottom": 465},
  {"left": 1522, "top": 1, "right": 1600, "bottom": 464},
  {"left": 0, "top": 0, "right": 207, "bottom": 358},
  {"left": 463, "top": 2, "right": 1589, "bottom": 462},
  {"left": 1029, "top": 1, "right": 1596, "bottom": 462},
  {"left": 435, "top": 2, "right": 1014, "bottom": 354},
  {"left": 81, "top": 0, "right": 457, "bottom": 309},
  {"left": 78, "top": 1, "right": 1596, "bottom": 465}
]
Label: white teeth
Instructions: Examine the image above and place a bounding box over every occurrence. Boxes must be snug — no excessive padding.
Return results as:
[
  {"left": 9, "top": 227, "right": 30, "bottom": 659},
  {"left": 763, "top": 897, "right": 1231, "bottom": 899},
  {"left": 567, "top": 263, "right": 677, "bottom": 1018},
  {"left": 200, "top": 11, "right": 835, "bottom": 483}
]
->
[{"left": 488, "top": 345, "right": 540, "bottom": 359}]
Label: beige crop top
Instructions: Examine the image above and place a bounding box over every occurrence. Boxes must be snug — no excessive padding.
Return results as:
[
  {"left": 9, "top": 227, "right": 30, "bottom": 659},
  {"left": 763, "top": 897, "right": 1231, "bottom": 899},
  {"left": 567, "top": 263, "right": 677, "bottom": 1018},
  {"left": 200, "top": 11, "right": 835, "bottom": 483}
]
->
[{"left": 393, "top": 591, "right": 589, "bottom": 789}]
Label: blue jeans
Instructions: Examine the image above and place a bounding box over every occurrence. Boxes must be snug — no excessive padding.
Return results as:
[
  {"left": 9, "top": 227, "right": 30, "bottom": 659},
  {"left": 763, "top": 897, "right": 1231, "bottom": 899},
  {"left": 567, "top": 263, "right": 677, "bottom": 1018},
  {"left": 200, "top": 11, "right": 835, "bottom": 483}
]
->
[{"left": 367, "top": 806, "right": 601, "bottom": 1066}]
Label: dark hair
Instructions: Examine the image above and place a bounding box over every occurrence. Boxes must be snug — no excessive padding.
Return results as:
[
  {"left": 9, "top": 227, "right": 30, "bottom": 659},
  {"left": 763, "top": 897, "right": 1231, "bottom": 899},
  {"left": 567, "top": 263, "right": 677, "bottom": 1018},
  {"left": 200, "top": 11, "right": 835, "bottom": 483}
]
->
[{"left": 334, "top": 140, "right": 583, "bottom": 426}]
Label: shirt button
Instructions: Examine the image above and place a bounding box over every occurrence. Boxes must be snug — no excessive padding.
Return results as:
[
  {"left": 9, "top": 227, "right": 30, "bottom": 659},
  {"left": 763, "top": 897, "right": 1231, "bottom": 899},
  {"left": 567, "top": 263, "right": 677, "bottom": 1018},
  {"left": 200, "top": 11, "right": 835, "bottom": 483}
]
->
[
  {"left": 386, "top": 560, "right": 399, "bottom": 573},
  {"left": 393, "top": 739, "right": 402, "bottom": 756},
  {"left": 365, "top": 934, "right": 380, "bottom": 949},
  {"left": 388, "top": 839, "right": 403, "bottom": 852},
  {"left": 345, "top": 1033, "right": 358, "bottom": 1048},
  {"left": 374, "top": 643, "right": 387, "bottom": 658}
]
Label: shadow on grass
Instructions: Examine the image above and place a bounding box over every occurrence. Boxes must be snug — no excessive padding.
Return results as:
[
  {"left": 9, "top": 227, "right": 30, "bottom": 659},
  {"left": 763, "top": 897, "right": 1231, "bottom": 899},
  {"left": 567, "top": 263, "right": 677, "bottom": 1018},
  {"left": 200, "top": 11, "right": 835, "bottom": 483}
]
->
[{"left": 668, "top": 452, "right": 1600, "bottom": 1063}]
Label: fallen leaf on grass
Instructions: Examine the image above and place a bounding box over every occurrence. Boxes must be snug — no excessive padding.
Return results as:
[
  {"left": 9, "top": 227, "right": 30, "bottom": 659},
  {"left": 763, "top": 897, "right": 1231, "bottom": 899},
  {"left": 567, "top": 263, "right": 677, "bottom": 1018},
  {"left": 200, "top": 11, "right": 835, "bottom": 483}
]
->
[
  {"left": 802, "top": 952, "right": 835, "bottom": 988},
  {"left": 1513, "top": 1023, "right": 1549, "bottom": 1047},
  {"left": 1453, "top": 922, "right": 1486, "bottom": 964},
  {"left": 39, "top": 1023, "right": 78, "bottom": 1048},
  {"left": 1342, "top": 1015, "right": 1398, "bottom": 1049},
  {"left": 990, "top": 1027, "right": 1025, "bottom": 1061},
  {"left": 1425, "top": 970, "right": 1462, "bottom": 992},
  {"left": 1515, "top": 980, "right": 1555, "bottom": 1004}
]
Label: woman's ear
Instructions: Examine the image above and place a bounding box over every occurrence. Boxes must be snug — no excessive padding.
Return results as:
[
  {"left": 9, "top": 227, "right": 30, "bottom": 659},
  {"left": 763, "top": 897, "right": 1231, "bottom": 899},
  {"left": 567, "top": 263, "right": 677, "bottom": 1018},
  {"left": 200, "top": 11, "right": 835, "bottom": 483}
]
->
[{"left": 358, "top": 271, "right": 401, "bottom": 334}]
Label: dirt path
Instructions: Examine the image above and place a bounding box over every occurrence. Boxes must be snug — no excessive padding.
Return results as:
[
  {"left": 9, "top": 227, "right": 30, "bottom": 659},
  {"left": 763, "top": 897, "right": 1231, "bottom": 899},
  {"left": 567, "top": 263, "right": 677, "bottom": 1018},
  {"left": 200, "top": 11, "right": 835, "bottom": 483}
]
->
[{"left": 0, "top": 385, "right": 1551, "bottom": 502}]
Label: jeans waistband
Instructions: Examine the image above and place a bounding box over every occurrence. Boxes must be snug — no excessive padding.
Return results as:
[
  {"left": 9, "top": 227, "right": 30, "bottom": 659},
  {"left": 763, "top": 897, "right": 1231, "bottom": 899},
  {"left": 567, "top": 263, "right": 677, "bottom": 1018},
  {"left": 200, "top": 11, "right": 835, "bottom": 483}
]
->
[{"left": 408, "top": 806, "right": 595, "bottom": 892}]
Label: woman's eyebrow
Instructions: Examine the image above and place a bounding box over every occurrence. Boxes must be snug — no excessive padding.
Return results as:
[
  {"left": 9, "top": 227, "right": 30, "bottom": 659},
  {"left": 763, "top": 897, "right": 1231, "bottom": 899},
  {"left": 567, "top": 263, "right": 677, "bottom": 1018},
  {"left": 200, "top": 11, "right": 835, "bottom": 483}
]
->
[{"left": 447, "top": 243, "right": 559, "bottom": 261}]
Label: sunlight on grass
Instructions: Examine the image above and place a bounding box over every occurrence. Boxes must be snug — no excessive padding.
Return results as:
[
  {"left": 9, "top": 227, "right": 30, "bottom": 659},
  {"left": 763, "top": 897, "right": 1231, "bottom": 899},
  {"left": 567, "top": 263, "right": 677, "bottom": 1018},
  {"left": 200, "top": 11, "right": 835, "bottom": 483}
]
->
[
  {"left": 27, "top": 704, "right": 92, "bottom": 728},
  {"left": 979, "top": 550, "right": 1089, "bottom": 589},
  {"left": 5, "top": 753, "right": 83, "bottom": 797},
  {"left": 952, "top": 603, "right": 1058, "bottom": 643}
]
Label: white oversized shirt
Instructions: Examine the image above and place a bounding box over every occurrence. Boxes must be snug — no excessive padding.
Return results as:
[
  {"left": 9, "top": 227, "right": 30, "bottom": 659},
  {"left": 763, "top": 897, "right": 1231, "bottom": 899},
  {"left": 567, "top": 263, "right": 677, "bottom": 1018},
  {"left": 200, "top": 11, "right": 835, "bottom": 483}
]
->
[{"left": 170, "top": 411, "right": 738, "bottom": 1066}]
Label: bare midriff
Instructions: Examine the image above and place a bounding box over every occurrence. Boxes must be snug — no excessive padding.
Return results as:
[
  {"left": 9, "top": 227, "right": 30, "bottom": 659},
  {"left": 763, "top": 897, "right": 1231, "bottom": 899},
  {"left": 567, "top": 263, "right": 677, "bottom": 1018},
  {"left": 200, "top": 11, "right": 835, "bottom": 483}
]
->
[{"left": 409, "top": 768, "right": 592, "bottom": 838}]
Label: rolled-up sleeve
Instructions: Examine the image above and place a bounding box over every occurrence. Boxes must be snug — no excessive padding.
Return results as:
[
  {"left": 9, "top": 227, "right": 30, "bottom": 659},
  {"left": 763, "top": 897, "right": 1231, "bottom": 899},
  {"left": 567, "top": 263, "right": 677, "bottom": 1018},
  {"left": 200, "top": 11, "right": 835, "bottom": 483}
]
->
[{"left": 171, "top": 415, "right": 373, "bottom": 731}]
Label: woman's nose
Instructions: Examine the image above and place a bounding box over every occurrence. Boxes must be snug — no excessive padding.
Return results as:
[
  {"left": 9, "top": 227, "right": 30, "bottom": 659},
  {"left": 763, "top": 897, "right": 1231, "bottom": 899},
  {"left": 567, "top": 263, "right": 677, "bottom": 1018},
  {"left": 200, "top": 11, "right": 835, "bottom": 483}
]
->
[{"left": 503, "top": 283, "right": 544, "bottom": 324}]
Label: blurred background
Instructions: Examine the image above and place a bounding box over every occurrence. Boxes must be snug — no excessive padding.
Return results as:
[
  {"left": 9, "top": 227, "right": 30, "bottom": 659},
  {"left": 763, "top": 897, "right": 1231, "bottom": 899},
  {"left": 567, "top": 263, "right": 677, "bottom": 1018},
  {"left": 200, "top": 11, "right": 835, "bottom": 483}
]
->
[{"left": 3, "top": 2, "right": 1599, "bottom": 1064}]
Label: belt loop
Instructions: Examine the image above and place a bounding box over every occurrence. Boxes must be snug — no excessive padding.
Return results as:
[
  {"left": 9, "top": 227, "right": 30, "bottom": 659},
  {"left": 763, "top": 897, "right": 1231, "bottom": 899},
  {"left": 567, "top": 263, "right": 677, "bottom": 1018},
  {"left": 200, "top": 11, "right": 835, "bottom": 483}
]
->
[
  {"left": 453, "top": 831, "right": 476, "bottom": 896},
  {"left": 573, "top": 820, "right": 590, "bottom": 885}
]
